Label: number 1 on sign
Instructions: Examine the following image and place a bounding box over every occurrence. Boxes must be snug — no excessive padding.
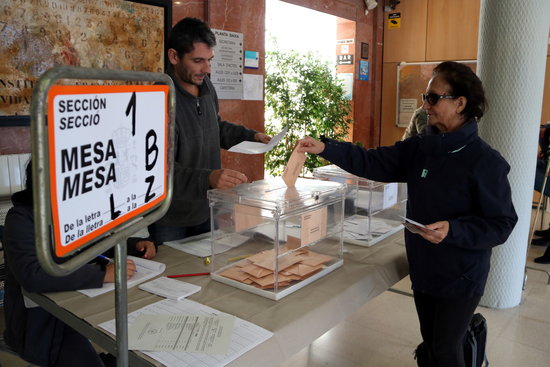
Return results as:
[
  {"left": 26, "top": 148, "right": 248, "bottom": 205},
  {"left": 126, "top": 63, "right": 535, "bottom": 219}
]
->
[{"left": 126, "top": 91, "right": 136, "bottom": 136}]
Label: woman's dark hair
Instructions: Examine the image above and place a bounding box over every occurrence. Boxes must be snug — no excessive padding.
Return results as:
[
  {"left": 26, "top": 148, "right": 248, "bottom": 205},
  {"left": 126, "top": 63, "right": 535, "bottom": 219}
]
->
[
  {"left": 433, "top": 61, "right": 487, "bottom": 121},
  {"left": 168, "top": 17, "right": 216, "bottom": 57}
]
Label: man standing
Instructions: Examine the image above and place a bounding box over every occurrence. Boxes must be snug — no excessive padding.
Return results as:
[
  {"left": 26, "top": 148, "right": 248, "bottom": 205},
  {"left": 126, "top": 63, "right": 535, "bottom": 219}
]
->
[{"left": 149, "top": 17, "right": 270, "bottom": 243}]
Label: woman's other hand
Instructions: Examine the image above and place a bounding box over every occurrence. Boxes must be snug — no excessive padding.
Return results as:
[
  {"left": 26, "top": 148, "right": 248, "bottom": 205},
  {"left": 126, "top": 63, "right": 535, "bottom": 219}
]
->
[
  {"left": 297, "top": 136, "right": 325, "bottom": 154},
  {"left": 103, "top": 260, "right": 137, "bottom": 283},
  {"left": 419, "top": 221, "right": 449, "bottom": 244}
]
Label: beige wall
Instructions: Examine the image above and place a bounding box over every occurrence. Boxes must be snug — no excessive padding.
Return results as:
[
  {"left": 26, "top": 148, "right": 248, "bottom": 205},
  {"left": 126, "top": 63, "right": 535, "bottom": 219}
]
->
[
  {"left": 425, "top": 0, "right": 480, "bottom": 61},
  {"left": 380, "top": 0, "right": 550, "bottom": 146},
  {"left": 381, "top": 0, "right": 481, "bottom": 145}
]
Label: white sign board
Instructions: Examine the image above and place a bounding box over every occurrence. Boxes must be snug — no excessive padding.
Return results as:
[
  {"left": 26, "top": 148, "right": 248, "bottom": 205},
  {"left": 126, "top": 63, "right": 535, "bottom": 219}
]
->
[
  {"left": 47, "top": 85, "right": 169, "bottom": 256},
  {"left": 211, "top": 29, "right": 244, "bottom": 100}
]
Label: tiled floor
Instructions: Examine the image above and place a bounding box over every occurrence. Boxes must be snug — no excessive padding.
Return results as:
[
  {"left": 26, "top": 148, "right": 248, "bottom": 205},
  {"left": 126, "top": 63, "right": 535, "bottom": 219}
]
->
[{"left": 279, "top": 245, "right": 550, "bottom": 367}]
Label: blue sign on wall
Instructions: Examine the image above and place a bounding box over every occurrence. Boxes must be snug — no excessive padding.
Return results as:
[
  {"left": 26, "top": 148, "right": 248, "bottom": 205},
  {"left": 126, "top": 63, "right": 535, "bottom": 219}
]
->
[{"left": 359, "top": 60, "right": 369, "bottom": 81}]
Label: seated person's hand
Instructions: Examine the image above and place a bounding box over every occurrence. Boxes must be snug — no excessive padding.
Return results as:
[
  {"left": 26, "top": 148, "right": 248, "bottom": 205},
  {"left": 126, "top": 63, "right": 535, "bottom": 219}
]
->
[
  {"left": 134, "top": 239, "right": 156, "bottom": 259},
  {"left": 103, "top": 259, "right": 136, "bottom": 283},
  {"left": 254, "top": 132, "right": 271, "bottom": 144},
  {"left": 209, "top": 168, "right": 248, "bottom": 189}
]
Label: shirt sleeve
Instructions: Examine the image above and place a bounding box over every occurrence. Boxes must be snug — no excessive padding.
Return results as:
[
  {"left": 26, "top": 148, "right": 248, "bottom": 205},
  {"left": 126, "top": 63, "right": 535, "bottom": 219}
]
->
[
  {"left": 218, "top": 114, "right": 258, "bottom": 150},
  {"left": 320, "top": 137, "right": 408, "bottom": 183},
  {"left": 207, "top": 77, "right": 257, "bottom": 150}
]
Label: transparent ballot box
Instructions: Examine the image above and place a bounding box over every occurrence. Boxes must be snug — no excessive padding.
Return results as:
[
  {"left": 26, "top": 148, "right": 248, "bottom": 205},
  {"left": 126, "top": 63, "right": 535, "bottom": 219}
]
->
[
  {"left": 207, "top": 177, "right": 346, "bottom": 300},
  {"left": 313, "top": 165, "right": 407, "bottom": 247}
]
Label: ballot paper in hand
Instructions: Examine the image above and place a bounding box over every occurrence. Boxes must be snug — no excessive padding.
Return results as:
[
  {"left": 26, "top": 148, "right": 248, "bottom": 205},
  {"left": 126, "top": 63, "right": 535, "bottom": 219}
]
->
[
  {"left": 400, "top": 216, "right": 436, "bottom": 234},
  {"left": 228, "top": 127, "right": 287, "bottom": 154},
  {"left": 128, "top": 314, "right": 235, "bottom": 354},
  {"left": 282, "top": 144, "right": 306, "bottom": 187}
]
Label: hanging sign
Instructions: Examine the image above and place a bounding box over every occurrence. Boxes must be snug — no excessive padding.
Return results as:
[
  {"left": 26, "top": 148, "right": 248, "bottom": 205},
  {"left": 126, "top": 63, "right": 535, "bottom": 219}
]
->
[
  {"left": 47, "top": 84, "right": 169, "bottom": 256},
  {"left": 211, "top": 29, "right": 244, "bottom": 100}
]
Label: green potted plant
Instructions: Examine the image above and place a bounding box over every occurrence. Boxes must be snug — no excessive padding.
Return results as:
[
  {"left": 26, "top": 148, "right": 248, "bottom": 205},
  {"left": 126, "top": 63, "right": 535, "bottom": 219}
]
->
[{"left": 265, "top": 50, "right": 353, "bottom": 176}]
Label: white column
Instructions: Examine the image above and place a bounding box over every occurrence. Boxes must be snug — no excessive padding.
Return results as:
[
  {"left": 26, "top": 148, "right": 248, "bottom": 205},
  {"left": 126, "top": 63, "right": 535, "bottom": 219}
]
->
[{"left": 477, "top": 0, "right": 550, "bottom": 308}]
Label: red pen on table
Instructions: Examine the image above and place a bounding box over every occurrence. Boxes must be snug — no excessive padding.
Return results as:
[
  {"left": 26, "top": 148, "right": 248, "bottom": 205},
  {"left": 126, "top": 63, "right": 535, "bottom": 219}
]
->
[{"left": 167, "top": 272, "right": 210, "bottom": 278}]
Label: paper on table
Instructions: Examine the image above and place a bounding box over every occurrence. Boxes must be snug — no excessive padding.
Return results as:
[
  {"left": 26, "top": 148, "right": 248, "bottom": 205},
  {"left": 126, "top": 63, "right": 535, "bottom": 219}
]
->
[
  {"left": 343, "top": 216, "right": 397, "bottom": 237},
  {"left": 128, "top": 314, "right": 234, "bottom": 354},
  {"left": 99, "top": 299, "right": 274, "bottom": 367},
  {"left": 164, "top": 232, "right": 249, "bottom": 257},
  {"left": 78, "top": 256, "right": 165, "bottom": 297},
  {"left": 138, "top": 277, "right": 201, "bottom": 300},
  {"left": 228, "top": 127, "right": 288, "bottom": 154}
]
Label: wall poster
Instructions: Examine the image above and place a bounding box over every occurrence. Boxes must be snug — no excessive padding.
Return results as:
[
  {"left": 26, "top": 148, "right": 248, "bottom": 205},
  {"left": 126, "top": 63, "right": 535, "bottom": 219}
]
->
[{"left": 0, "top": 0, "right": 172, "bottom": 125}]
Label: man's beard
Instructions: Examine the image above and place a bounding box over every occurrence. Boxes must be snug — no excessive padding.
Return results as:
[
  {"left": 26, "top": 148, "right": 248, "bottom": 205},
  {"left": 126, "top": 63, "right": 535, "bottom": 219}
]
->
[{"left": 183, "top": 73, "right": 205, "bottom": 87}]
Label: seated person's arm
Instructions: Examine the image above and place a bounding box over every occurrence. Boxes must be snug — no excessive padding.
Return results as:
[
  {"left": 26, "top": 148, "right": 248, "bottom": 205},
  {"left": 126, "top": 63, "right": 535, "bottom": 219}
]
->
[{"left": 3, "top": 207, "right": 136, "bottom": 293}]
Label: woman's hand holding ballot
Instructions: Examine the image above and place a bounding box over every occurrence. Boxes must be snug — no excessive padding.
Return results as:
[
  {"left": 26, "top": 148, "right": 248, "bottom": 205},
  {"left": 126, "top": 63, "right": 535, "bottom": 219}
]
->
[
  {"left": 417, "top": 220, "right": 449, "bottom": 245},
  {"left": 297, "top": 136, "right": 325, "bottom": 154}
]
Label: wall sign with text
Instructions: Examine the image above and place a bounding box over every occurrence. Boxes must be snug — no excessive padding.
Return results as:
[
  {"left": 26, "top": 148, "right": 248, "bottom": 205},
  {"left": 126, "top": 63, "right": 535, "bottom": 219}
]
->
[
  {"left": 211, "top": 29, "right": 244, "bottom": 100},
  {"left": 47, "top": 84, "right": 168, "bottom": 256},
  {"left": 337, "top": 54, "right": 354, "bottom": 66}
]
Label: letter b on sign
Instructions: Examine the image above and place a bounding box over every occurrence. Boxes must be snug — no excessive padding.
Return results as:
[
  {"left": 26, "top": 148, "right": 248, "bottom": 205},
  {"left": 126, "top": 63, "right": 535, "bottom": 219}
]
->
[{"left": 145, "top": 129, "right": 158, "bottom": 171}]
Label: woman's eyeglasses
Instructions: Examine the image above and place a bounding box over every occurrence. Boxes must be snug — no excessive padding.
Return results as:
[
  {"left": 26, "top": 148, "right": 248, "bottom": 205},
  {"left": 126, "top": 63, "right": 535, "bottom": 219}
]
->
[{"left": 421, "top": 93, "right": 457, "bottom": 106}]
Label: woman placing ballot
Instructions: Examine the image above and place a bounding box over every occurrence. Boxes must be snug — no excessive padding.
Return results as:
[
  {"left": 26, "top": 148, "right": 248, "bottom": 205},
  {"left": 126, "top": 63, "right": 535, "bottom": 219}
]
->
[
  {"left": 2, "top": 161, "right": 145, "bottom": 367},
  {"left": 297, "top": 61, "right": 517, "bottom": 367}
]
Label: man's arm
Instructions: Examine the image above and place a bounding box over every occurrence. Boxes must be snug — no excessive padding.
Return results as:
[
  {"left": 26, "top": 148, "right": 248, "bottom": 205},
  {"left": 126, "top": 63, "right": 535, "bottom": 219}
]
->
[
  {"left": 206, "top": 77, "right": 270, "bottom": 148},
  {"left": 217, "top": 114, "right": 259, "bottom": 149}
]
